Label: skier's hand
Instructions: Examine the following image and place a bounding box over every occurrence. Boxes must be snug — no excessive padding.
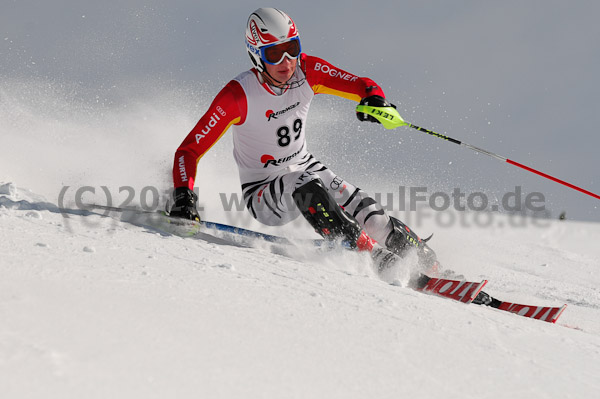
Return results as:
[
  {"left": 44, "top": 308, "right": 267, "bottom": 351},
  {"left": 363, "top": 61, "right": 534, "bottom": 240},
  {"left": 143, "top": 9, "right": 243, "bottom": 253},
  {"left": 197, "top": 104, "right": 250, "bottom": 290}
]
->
[
  {"left": 170, "top": 187, "right": 201, "bottom": 222},
  {"left": 356, "top": 95, "right": 396, "bottom": 123}
]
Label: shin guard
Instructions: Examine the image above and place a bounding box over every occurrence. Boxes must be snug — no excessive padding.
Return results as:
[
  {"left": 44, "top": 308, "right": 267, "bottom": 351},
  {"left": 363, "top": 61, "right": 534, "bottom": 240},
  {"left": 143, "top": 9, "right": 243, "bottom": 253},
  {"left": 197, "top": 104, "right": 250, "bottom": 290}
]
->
[{"left": 293, "top": 179, "right": 374, "bottom": 251}]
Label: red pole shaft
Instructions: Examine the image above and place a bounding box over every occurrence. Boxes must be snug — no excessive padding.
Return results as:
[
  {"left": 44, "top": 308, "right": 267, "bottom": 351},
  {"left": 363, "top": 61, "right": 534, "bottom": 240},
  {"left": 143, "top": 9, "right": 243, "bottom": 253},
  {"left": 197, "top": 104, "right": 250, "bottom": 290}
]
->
[
  {"left": 407, "top": 123, "right": 600, "bottom": 201},
  {"left": 506, "top": 159, "right": 600, "bottom": 200}
]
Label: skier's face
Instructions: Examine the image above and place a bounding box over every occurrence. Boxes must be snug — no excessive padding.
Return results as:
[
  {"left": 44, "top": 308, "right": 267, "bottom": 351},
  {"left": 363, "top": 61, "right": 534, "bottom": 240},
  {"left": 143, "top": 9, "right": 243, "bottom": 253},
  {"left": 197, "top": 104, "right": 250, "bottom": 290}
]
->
[{"left": 263, "top": 57, "right": 297, "bottom": 86}]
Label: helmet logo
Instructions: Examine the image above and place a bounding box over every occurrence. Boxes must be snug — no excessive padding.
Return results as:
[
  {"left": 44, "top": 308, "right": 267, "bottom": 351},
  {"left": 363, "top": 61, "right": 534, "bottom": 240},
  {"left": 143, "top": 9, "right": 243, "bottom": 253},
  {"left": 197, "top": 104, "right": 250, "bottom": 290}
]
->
[
  {"left": 248, "top": 18, "right": 280, "bottom": 46},
  {"left": 248, "top": 20, "right": 259, "bottom": 46},
  {"left": 287, "top": 21, "right": 297, "bottom": 38}
]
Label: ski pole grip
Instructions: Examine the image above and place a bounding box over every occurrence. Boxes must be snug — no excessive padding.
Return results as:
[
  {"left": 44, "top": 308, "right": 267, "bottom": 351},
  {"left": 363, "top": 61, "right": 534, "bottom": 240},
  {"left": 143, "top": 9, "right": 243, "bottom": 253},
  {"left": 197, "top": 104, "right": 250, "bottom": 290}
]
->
[{"left": 355, "top": 104, "right": 408, "bottom": 129}]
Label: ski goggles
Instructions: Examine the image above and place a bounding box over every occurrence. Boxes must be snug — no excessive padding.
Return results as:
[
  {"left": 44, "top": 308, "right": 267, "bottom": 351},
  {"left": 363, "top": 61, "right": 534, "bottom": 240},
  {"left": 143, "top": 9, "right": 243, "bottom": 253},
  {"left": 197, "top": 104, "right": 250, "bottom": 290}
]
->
[{"left": 260, "top": 37, "right": 302, "bottom": 65}]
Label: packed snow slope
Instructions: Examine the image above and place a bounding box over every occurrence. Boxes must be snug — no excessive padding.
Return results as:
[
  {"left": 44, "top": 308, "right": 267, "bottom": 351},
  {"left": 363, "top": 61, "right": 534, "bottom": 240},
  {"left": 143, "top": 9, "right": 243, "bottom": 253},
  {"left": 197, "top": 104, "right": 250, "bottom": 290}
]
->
[
  {"left": 1, "top": 80, "right": 600, "bottom": 399},
  {"left": 1, "top": 184, "right": 600, "bottom": 399}
]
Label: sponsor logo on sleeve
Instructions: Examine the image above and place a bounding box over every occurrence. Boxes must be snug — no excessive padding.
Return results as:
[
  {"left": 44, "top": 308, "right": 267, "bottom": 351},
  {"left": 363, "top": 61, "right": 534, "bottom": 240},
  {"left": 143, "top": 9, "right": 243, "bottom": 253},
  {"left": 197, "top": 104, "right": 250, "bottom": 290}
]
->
[
  {"left": 195, "top": 106, "right": 227, "bottom": 143},
  {"left": 314, "top": 62, "right": 358, "bottom": 82},
  {"left": 178, "top": 155, "right": 188, "bottom": 182}
]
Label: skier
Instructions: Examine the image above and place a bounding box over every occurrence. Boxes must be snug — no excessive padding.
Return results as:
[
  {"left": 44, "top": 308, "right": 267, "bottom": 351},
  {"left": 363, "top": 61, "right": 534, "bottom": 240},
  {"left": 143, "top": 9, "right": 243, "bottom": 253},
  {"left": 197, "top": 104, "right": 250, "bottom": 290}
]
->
[{"left": 170, "top": 7, "right": 437, "bottom": 277}]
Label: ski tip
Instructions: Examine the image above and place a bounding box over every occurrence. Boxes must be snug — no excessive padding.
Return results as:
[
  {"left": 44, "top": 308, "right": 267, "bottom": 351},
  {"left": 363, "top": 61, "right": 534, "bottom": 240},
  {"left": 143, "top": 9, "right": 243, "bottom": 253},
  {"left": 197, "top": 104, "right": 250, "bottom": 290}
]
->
[
  {"left": 551, "top": 304, "right": 568, "bottom": 324},
  {"left": 477, "top": 279, "right": 489, "bottom": 291},
  {"left": 469, "top": 280, "right": 488, "bottom": 302}
]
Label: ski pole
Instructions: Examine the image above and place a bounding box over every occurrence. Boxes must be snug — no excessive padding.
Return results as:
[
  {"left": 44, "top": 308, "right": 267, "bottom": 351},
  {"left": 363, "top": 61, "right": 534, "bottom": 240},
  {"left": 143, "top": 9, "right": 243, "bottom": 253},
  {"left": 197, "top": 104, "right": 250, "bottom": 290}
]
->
[
  {"left": 356, "top": 104, "right": 600, "bottom": 201},
  {"left": 85, "top": 203, "right": 351, "bottom": 248}
]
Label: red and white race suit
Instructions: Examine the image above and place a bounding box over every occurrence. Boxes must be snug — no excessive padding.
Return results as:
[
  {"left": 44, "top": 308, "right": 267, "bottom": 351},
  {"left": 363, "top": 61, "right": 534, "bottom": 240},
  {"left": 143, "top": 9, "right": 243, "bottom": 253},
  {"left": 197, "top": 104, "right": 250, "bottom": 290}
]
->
[{"left": 173, "top": 54, "right": 393, "bottom": 242}]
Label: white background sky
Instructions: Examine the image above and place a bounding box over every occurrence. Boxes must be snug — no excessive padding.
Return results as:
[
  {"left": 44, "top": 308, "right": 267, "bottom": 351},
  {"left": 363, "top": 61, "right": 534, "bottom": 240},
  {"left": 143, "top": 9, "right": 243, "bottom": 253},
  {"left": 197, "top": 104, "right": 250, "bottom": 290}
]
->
[{"left": 2, "top": 0, "right": 599, "bottom": 221}]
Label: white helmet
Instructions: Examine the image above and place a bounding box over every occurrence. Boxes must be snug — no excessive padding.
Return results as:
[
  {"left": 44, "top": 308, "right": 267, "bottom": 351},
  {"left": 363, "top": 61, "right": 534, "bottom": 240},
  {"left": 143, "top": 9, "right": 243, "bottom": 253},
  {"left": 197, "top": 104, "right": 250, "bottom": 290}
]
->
[{"left": 245, "top": 8, "right": 302, "bottom": 73}]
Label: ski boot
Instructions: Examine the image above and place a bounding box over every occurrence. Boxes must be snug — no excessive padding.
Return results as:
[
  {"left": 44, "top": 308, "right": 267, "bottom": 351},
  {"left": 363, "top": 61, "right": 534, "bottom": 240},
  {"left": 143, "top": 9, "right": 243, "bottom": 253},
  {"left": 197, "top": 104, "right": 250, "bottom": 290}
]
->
[
  {"left": 170, "top": 187, "right": 201, "bottom": 222},
  {"left": 293, "top": 179, "right": 412, "bottom": 281},
  {"left": 384, "top": 217, "right": 440, "bottom": 274},
  {"left": 472, "top": 291, "right": 501, "bottom": 307}
]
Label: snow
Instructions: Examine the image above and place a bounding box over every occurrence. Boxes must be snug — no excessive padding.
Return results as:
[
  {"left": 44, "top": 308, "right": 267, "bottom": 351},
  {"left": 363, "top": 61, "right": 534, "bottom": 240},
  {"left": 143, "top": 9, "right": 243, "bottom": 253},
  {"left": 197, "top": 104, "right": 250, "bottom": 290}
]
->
[
  {"left": 1, "top": 183, "right": 600, "bottom": 399},
  {"left": 1, "top": 79, "right": 599, "bottom": 399}
]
